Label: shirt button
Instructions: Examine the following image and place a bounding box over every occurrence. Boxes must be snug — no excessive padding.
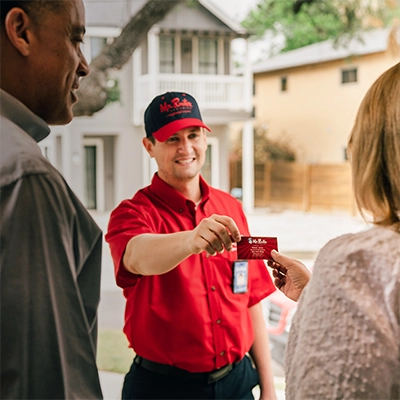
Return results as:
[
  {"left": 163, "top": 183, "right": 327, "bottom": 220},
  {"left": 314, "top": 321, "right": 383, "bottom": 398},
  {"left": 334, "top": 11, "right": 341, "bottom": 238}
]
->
[
  {"left": 220, "top": 351, "right": 225, "bottom": 356},
  {"left": 179, "top": 208, "right": 183, "bottom": 212},
  {"left": 211, "top": 286, "right": 216, "bottom": 291},
  {"left": 216, "top": 319, "right": 221, "bottom": 324}
]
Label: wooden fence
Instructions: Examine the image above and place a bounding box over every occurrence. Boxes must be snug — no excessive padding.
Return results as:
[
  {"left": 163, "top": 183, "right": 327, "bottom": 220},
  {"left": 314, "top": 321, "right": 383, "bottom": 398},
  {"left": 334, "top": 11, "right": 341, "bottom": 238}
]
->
[{"left": 230, "top": 160, "right": 357, "bottom": 213}]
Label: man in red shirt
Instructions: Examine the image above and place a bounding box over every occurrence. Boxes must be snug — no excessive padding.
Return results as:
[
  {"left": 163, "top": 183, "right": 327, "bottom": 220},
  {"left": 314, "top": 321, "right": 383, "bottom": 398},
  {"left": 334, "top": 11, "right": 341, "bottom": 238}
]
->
[{"left": 106, "top": 92, "right": 277, "bottom": 399}]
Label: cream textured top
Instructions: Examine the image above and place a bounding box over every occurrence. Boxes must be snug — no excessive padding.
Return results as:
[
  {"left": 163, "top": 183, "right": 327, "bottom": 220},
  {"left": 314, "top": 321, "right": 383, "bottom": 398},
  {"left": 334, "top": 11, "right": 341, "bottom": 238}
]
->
[{"left": 285, "top": 225, "right": 400, "bottom": 400}]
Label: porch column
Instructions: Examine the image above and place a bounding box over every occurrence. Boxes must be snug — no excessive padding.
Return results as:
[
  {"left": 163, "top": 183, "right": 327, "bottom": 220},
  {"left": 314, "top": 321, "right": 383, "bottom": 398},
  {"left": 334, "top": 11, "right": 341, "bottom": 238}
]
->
[
  {"left": 242, "top": 119, "right": 254, "bottom": 214},
  {"left": 148, "top": 26, "right": 159, "bottom": 97},
  {"left": 242, "top": 37, "right": 255, "bottom": 214},
  {"left": 132, "top": 47, "right": 142, "bottom": 125},
  {"left": 244, "top": 38, "right": 252, "bottom": 113}
]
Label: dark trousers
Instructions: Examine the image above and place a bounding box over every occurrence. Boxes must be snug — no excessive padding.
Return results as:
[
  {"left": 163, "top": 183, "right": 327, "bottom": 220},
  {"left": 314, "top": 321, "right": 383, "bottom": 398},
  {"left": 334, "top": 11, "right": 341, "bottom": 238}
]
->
[{"left": 121, "top": 355, "right": 259, "bottom": 400}]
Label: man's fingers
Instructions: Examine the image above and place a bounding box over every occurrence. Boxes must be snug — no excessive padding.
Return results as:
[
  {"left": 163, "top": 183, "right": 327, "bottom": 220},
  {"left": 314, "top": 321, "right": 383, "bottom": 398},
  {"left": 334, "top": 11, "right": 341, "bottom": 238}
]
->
[
  {"left": 201, "top": 234, "right": 222, "bottom": 255},
  {"left": 198, "top": 215, "right": 240, "bottom": 252},
  {"left": 212, "top": 215, "right": 241, "bottom": 242},
  {"left": 191, "top": 215, "right": 242, "bottom": 255}
]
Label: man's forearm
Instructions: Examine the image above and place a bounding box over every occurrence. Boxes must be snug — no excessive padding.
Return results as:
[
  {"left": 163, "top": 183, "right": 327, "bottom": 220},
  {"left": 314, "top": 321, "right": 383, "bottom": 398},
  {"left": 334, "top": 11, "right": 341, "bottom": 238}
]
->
[{"left": 122, "top": 231, "right": 195, "bottom": 276}]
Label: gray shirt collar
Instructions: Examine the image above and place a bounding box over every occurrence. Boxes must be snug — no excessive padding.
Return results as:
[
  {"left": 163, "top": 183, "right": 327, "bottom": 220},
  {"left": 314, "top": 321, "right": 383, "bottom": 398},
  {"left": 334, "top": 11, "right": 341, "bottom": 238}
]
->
[{"left": 0, "top": 89, "right": 50, "bottom": 143}]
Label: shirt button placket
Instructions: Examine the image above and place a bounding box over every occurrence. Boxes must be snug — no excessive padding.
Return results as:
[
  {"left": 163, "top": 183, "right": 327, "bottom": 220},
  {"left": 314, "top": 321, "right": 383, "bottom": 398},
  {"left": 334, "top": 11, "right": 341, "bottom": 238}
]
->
[{"left": 211, "top": 287, "right": 225, "bottom": 361}]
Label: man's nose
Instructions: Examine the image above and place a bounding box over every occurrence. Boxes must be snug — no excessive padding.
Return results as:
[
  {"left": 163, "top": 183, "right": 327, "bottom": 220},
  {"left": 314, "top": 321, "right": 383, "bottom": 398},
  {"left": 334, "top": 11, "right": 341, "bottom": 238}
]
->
[
  {"left": 78, "top": 51, "right": 90, "bottom": 77},
  {"left": 177, "top": 138, "right": 192, "bottom": 152}
]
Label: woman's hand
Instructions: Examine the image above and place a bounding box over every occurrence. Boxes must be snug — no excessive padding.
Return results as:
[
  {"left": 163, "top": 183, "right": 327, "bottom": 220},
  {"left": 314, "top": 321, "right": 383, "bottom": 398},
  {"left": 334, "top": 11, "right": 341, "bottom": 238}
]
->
[{"left": 267, "top": 250, "right": 312, "bottom": 301}]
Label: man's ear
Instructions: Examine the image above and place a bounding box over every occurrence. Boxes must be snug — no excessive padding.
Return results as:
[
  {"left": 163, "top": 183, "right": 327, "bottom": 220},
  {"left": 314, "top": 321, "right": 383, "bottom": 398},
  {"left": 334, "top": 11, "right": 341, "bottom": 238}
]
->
[
  {"left": 142, "top": 137, "right": 155, "bottom": 158},
  {"left": 4, "top": 8, "right": 33, "bottom": 57}
]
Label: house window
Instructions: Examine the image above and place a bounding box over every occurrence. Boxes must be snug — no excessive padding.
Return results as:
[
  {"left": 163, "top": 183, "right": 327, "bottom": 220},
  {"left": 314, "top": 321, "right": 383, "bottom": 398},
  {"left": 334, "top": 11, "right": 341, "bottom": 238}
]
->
[
  {"left": 84, "top": 145, "right": 97, "bottom": 210},
  {"left": 160, "top": 36, "right": 175, "bottom": 73},
  {"left": 141, "top": 38, "right": 148, "bottom": 75},
  {"left": 281, "top": 76, "right": 288, "bottom": 92},
  {"left": 344, "top": 146, "right": 349, "bottom": 161},
  {"left": 202, "top": 137, "right": 220, "bottom": 188},
  {"left": 90, "top": 37, "right": 108, "bottom": 60},
  {"left": 84, "top": 139, "right": 105, "bottom": 212},
  {"left": 342, "top": 68, "right": 357, "bottom": 84},
  {"left": 181, "top": 38, "right": 192, "bottom": 74},
  {"left": 224, "top": 40, "right": 230, "bottom": 75},
  {"left": 199, "top": 38, "right": 218, "bottom": 74}
]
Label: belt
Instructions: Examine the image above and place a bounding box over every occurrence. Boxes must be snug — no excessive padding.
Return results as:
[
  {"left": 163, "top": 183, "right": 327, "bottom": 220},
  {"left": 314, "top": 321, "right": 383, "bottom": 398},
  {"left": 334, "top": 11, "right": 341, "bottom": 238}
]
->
[{"left": 134, "top": 355, "right": 236, "bottom": 384}]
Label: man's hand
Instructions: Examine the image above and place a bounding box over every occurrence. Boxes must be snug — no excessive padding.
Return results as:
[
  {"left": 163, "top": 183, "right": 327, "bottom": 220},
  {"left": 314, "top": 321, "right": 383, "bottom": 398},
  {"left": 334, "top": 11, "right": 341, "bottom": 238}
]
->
[
  {"left": 267, "top": 250, "right": 311, "bottom": 302},
  {"left": 186, "top": 214, "right": 241, "bottom": 256},
  {"left": 124, "top": 214, "right": 241, "bottom": 275}
]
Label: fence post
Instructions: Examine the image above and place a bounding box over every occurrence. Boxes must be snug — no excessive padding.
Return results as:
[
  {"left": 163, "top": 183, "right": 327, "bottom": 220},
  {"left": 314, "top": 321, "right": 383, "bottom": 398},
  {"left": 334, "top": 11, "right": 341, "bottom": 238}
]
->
[
  {"left": 264, "top": 161, "right": 272, "bottom": 206},
  {"left": 350, "top": 188, "right": 358, "bottom": 216},
  {"left": 303, "top": 164, "right": 311, "bottom": 211}
]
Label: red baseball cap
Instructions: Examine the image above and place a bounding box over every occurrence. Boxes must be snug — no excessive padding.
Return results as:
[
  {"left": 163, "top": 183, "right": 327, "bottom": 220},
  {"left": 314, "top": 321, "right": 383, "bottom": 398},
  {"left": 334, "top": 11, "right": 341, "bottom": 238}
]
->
[{"left": 144, "top": 92, "right": 211, "bottom": 142}]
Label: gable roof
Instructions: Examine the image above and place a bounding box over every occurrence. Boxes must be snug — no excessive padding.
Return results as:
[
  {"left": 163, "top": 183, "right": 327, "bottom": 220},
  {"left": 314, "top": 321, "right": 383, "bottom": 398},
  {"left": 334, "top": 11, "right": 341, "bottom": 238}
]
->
[
  {"left": 253, "top": 28, "right": 393, "bottom": 74},
  {"left": 198, "top": 0, "right": 247, "bottom": 35},
  {"left": 83, "top": 0, "right": 248, "bottom": 37}
]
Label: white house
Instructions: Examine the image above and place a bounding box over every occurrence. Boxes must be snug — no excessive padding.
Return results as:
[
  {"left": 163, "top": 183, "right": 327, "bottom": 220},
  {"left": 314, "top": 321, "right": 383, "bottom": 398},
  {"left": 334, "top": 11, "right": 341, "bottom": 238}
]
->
[{"left": 40, "top": 0, "right": 255, "bottom": 212}]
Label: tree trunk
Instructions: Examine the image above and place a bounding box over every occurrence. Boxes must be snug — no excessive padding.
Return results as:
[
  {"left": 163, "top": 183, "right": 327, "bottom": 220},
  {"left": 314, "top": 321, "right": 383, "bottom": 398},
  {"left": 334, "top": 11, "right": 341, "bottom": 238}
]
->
[{"left": 73, "top": 0, "right": 185, "bottom": 117}]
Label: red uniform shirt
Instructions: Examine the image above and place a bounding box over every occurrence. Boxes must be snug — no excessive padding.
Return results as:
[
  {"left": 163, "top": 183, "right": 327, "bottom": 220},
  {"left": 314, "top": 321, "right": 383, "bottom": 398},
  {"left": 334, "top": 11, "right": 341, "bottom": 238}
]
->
[{"left": 106, "top": 174, "right": 275, "bottom": 372}]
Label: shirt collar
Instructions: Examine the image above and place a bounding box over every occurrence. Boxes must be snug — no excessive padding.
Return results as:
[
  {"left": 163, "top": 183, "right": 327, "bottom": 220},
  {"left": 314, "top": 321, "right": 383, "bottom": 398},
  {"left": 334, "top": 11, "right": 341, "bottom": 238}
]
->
[
  {"left": 0, "top": 89, "right": 50, "bottom": 143},
  {"left": 150, "top": 173, "right": 210, "bottom": 213}
]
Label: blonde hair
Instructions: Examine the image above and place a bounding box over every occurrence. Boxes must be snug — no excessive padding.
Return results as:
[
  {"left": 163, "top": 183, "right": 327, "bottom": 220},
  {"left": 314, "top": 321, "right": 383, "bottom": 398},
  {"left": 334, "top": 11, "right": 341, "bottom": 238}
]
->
[{"left": 348, "top": 62, "right": 400, "bottom": 229}]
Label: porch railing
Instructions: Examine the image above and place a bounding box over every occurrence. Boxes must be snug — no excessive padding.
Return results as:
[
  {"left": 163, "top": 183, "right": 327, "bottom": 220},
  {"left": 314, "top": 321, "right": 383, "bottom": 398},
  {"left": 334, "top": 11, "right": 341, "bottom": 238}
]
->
[{"left": 133, "top": 73, "right": 250, "bottom": 125}]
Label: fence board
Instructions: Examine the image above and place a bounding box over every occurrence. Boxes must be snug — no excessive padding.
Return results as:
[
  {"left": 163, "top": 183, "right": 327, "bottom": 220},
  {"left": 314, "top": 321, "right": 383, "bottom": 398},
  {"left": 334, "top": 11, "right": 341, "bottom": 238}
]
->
[
  {"left": 230, "top": 160, "right": 355, "bottom": 213},
  {"left": 309, "top": 164, "right": 353, "bottom": 211}
]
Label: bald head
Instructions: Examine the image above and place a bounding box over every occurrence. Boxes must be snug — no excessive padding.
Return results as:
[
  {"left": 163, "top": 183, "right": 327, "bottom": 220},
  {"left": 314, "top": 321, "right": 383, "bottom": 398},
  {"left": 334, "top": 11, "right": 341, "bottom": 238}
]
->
[
  {"left": 1, "top": 0, "right": 89, "bottom": 125},
  {"left": 0, "top": 1, "right": 66, "bottom": 28}
]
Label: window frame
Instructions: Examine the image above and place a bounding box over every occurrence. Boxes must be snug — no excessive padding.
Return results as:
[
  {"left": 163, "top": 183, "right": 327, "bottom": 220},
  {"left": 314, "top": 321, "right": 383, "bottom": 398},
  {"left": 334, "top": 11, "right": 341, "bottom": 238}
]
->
[{"left": 341, "top": 68, "right": 358, "bottom": 84}]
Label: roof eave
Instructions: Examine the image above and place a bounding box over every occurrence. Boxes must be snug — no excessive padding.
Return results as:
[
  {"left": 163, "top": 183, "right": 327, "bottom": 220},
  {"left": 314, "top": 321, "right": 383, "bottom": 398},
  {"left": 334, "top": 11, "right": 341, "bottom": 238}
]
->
[{"left": 198, "top": 0, "right": 250, "bottom": 38}]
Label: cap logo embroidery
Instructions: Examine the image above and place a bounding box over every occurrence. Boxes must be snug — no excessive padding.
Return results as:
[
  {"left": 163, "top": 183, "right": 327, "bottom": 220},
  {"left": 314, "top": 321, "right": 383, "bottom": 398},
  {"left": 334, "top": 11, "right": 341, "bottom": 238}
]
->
[
  {"left": 160, "top": 97, "right": 193, "bottom": 114},
  {"left": 145, "top": 91, "right": 210, "bottom": 141}
]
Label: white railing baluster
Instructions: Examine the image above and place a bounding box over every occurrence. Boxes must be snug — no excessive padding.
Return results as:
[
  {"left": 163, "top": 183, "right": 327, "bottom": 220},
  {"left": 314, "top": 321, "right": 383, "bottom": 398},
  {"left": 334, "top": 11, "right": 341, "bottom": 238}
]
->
[{"left": 134, "top": 73, "right": 249, "bottom": 124}]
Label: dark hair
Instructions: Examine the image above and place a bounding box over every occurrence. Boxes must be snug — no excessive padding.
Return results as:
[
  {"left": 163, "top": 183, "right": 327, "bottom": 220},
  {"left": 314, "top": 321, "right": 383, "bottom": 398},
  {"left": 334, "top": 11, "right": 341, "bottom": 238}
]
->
[
  {"left": 0, "top": 1, "right": 65, "bottom": 26},
  {"left": 147, "top": 135, "right": 156, "bottom": 144}
]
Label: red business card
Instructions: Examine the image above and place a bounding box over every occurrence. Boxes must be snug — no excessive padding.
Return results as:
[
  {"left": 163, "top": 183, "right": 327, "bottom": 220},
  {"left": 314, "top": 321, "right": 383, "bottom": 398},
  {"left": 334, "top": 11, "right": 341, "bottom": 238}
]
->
[{"left": 237, "top": 236, "right": 278, "bottom": 260}]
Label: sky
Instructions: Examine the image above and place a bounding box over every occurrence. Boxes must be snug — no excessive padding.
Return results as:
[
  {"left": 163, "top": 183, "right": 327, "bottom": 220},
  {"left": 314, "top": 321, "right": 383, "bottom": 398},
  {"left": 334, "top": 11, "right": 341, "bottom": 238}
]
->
[{"left": 208, "top": 0, "right": 277, "bottom": 64}]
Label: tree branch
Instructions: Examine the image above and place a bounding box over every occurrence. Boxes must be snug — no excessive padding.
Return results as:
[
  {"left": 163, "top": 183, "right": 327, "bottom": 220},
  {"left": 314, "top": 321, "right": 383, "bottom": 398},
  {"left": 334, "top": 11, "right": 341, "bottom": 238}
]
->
[{"left": 73, "top": 0, "right": 185, "bottom": 117}]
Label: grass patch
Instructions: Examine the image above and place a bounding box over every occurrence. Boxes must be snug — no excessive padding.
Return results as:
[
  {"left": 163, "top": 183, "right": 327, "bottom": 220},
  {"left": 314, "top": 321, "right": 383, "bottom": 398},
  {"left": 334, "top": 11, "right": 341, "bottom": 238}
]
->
[
  {"left": 274, "top": 378, "right": 286, "bottom": 391},
  {"left": 97, "top": 329, "right": 133, "bottom": 374}
]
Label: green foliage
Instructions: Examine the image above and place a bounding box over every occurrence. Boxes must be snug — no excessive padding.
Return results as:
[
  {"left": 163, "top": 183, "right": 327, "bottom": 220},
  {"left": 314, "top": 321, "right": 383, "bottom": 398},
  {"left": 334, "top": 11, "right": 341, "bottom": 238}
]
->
[
  {"left": 254, "top": 125, "right": 296, "bottom": 163},
  {"left": 242, "top": 0, "right": 400, "bottom": 55},
  {"left": 97, "top": 329, "right": 133, "bottom": 374},
  {"left": 106, "top": 77, "right": 122, "bottom": 105},
  {"left": 231, "top": 124, "right": 296, "bottom": 163}
]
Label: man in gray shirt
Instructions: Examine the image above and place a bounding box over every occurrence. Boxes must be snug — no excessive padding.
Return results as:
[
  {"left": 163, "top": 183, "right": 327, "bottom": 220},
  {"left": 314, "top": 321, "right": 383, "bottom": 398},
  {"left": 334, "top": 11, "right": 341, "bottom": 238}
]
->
[{"left": 0, "top": 1, "right": 103, "bottom": 398}]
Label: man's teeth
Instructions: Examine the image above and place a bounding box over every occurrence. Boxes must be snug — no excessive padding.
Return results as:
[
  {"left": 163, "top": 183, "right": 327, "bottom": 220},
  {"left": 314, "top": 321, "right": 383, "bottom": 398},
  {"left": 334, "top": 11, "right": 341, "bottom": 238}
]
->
[{"left": 177, "top": 159, "right": 193, "bottom": 164}]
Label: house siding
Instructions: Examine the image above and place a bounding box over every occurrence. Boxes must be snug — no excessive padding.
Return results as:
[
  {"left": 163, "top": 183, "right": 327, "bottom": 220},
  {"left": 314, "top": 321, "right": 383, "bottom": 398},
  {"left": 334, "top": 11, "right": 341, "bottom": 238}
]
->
[{"left": 254, "top": 48, "right": 399, "bottom": 164}]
